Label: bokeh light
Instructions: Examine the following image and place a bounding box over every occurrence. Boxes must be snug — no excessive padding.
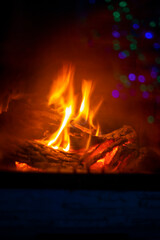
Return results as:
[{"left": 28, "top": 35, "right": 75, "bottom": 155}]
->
[
  {"left": 132, "top": 23, "right": 139, "bottom": 30},
  {"left": 138, "top": 75, "right": 145, "bottom": 83},
  {"left": 147, "top": 115, "right": 154, "bottom": 123},
  {"left": 119, "top": 1, "right": 127, "bottom": 7},
  {"left": 140, "top": 84, "right": 147, "bottom": 92},
  {"left": 126, "top": 14, "right": 133, "bottom": 20},
  {"left": 128, "top": 73, "right": 136, "bottom": 81},
  {"left": 113, "top": 43, "right": 120, "bottom": 50},
  {"left": 113, "top": 11, "right": 120, "bottom": 18},
  {"left": 145, "top": 32, "right": 153, "bottom": 39},
  {"left": 153, "top": 43, "right": 160, "bottom": 50},
  {"left": 149, "top": 21, "right": 156, "bottom": 27},
  {"left": 142, "top": 91, "right": 149, "bottom": 99},
  {"left": 112, "top": 90, "right": 119, "bottom": 98},
  {"left": 151, "top": 71, "right": 158, "bottom": 79},
  {"left": 130, "top": 43, "right": 137, "bottom": 50},
  {"left": 138, "top": 54, "right": 145, "bottom": 61},
  {"left": 122, "top": 7, "right": 130, "bottom": 13},
  {"left": 112, "top": 30, "right": 120, "bottom": 38},
  {"left": 155, "top": 57, "right": 160, "bottom": 64},
  {"left": 107, "top": 5, "right": 114, "bottom": 11},
  {"left": 118, "top": 50, "right": 129, "bottom": 59},
  {"left": 147, "top": 85, "right": 154, "bottom": 92},
  {"left": 157, "top": 76, "right": 160, "bottom": 83}
]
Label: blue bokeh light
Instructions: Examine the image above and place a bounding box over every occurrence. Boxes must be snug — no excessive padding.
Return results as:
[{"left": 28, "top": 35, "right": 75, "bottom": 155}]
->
[
  {"left": 112, "top": 30, "right": 120, "bottom": 38},
  {"left": 145, "top": 32, "right": 153, "bottom": 39},
  {"left": 132, "top": 23, "right": 139, "bottom": 29},
  {"left": 118, "top": 51, "right": 128, "bottom": 59},
  {"left": 153, "top": 43, "right": 160, "bottom": 50}
]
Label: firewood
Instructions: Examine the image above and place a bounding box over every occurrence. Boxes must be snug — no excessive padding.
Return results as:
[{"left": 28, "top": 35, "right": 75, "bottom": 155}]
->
[
  {"left": 6, "top": 125, "right": 144, "bottom": 173},
  {"left": 9, "top": 140, "right": 82, "bottom": 171},
  {"left": 81, "top": 125, "right": 138, "bottom": 168}
]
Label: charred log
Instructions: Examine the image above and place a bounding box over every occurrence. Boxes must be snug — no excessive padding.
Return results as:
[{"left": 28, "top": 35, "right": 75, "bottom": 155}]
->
[{"left": 4, "top": 125, "right": 157, "bottom": 173}]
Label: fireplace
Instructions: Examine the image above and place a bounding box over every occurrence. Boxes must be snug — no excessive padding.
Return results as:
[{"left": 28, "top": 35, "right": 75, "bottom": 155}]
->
[{"left": 0, "top": 0, "right": 160, "bottom": 239}]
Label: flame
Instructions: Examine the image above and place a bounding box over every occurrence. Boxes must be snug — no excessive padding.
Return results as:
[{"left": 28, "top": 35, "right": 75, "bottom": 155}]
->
[{"left": 42, "top": 65, "right": 101, "bottom": 152}]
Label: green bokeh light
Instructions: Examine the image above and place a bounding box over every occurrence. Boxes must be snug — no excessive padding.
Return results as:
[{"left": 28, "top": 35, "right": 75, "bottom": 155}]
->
[
  {"left": 107, "top": 5, "right": 114, "bottom": 10},
  {"left": 126, "top": 14, "right": 133, "bottom": 20},
  {"left": 113, "top": 43, "right": 120, "bottom": 50},
  {"left": 105, "top": 0, "right": 112, "bottom": 2},
  {"left": 122, "top": 7, "right": 130, "bottom": 13},
  {"left": 126, "top": 35, "right": 134, "bottom": 41},
  {"left": 147, "top": 85, "right": 154, "bottom": 92},
  {"left": 149, "top": 21, "right": 156, "bottom": 27},
  {"left": 157, "top": 76, "right": 160, "bottom": 83},
  {"left": 140, "top": 84, "right": 147, "bottom": 91},
  {"left": 155, "top": 57, "right": 160, "bottom": 64},
  {"left": 113, "top": 11, "right": 120, "bottom": 18},
  {"left": 138, "top": 54, "right": 145, "bottom": 61},
  {"left": 147, "top": 115, "right": 154, "bottom": 124},
  {"left": 114, "top": 17, "right": 121, "bottom": 22},
  {"left": 120, "top": 75, "right": 128, "bottom": 83},
  {"left": 130, "top": 43, "right": 137, "bottom": 50},
  {"left": 119, "top": 1, "right": 127, "bottom": 7}
]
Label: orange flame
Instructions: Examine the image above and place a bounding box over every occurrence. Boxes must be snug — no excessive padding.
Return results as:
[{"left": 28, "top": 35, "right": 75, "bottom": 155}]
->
[{"left": 43, "top": 65, "right": 101, "bottom": 152}]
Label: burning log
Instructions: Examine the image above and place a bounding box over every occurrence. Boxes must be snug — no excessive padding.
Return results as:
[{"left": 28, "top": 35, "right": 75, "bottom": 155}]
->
[
  {"left": 5, "top": 125, "right": 146, "bottom": 173},
  {"left": 10, "top": 140, "right": 82, "bottom": 173}
]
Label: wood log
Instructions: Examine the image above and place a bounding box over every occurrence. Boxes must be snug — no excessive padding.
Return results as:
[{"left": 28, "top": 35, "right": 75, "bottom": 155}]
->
[{"left": 6, "top": 125, "right": 145, "bottom": 173}]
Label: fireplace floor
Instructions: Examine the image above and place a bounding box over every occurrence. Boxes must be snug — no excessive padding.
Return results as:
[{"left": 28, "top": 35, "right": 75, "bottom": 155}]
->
[{"left": 0, "top": 172, "right": 160, "bottom": 239}]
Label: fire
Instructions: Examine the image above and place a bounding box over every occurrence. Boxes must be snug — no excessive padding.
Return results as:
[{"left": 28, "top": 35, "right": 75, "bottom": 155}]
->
[{"left": 43, "top": 65, "right": 101, "bottom": 152}]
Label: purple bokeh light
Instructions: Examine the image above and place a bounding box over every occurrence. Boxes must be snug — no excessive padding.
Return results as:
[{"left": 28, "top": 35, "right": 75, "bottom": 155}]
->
[
  {"left": 142, "top": 91, "right": 149, "bottom": 99},
  {"left": 112, "top": 30, "right": 120, "bottom": 38},
  {"left": 138, "top": 75, "right": 145, "bottom": 83},
  {"left": 118, "top": 51, "right": 127, "bottom": 59},
  {"left": 128, "top": 73, "right": 136, "bottom": 81},
  {"left": 112, "top": 90, "right": 119, "bottom": 98}
]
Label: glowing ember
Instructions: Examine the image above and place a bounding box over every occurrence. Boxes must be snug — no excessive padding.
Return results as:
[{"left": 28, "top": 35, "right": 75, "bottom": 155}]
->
[{"left": 15, "top": 161, "right": 41, "bottom": 172}]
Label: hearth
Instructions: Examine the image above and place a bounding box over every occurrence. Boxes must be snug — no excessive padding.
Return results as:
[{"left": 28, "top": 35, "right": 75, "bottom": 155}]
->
[{"left": 1, "top": 0, "right": 160, "bottom": 239}]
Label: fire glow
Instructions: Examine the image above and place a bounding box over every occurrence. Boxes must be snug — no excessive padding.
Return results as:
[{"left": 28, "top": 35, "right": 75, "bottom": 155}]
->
[
  {"left": 42, "top": 65, "right": 101, "bottom": 152},
  {"left": 13, "top": 65, "right": 140, "bottom": 174}
]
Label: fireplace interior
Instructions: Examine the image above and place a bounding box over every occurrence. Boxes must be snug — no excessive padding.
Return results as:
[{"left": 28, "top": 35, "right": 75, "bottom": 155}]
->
[{"left": 0, "top": 0, "right": 160, "bottom": 239}]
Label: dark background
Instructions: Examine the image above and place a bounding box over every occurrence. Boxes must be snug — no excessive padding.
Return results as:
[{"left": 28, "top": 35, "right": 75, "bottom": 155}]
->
[{"left": 0, "top": 0, "right": 160, "bottom": 152}]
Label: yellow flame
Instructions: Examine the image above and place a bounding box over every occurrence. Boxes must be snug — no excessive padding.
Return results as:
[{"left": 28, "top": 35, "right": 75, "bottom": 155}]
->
[
  {"left": 48, "top": 105, "right": 72, "bottom": 148},
  {"left": 44, "top": 65, "right": 101, "bottom": 152}
]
